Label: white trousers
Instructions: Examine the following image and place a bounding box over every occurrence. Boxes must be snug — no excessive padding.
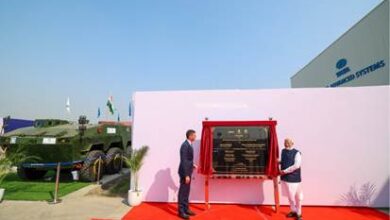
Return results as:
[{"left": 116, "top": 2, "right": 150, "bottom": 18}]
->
[{"left": 281, "top": 181, "right": 304, "bottom": 215}]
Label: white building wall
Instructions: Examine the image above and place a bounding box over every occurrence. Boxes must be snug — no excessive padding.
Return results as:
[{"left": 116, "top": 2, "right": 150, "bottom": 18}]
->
[
  {"left": 132, "top": 86, "right": 389, "bottom": 207},
  {"left": 291, "top": 1, "right": 389, "bottom": 88}
]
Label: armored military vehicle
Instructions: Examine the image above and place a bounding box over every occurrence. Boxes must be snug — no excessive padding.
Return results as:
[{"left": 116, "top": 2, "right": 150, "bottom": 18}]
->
[{"left": 0, "top": 116, "right": 131, "bottom": 182}]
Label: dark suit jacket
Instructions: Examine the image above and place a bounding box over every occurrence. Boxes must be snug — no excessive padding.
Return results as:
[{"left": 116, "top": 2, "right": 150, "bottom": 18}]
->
[{"left": 178, "top": 140, "right": 194, "bottom": 178}]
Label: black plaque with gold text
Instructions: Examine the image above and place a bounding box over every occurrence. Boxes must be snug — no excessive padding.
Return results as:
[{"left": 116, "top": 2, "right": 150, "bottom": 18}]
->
[{"left": 212, "top": 126, "right": 269, "bottom": 175}]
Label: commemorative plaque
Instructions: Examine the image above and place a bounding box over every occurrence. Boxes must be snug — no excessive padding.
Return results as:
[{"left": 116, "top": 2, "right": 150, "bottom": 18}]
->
[
  {"left": 200, "top": 120, "right": 280, "bottom": 212},
  {"left": 212, "top": 126, "right": 269, "bottom": 175}
]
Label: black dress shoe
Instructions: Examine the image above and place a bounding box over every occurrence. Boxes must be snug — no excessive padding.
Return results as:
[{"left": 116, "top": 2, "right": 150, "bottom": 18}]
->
[
  {"left": 178, "top": 213, "right": 190, "bottom": 219},
  {"left": 286, "top": 212, "right": 297, "bottom": 218},
  {"left": 186, "top": 210, "right": 196, "bottom": 216},
  {"left": 296, "top": 214, "right": 303, "bottom": 220}
]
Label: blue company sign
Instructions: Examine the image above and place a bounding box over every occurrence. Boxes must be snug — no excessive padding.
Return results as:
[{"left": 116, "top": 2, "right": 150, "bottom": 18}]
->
[{"left": 327, "top": 58, "right": 386, "bottom": 87}]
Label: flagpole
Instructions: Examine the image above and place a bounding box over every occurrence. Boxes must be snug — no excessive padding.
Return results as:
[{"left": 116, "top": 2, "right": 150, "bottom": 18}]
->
[
  {"left": 107, "top": 92, "right": 111, "bottom": 122},
  {"left": 97, "top": 107, "right": 101, "bottom": 122},
  {"left": 65, "top": 97, "right": 71, "bottom": 122}
]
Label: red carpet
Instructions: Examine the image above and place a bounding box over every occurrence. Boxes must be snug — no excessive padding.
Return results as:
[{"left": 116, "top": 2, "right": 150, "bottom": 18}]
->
[{"left": 121, "top": 202, "right": 389, "bottom": 220}]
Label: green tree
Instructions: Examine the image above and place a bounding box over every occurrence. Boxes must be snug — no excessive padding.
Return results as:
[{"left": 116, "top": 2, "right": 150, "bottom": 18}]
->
[
  {"left": 123, "top": 145, "right": 149, "bottom": 192},
  {"left": 0, "top": 148, "right": 39, "bottom": 186}
]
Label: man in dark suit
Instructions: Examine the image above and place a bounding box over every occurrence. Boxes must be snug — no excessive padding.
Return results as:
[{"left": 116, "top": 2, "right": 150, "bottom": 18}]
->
[{"left": 178, "top": 129, "right": 197, "bottom": 219}]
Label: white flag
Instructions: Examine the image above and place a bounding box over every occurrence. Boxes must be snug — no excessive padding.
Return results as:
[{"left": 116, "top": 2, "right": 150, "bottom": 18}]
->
[{"left": 66, "top": 97, "right": 71, "bottom": 113}]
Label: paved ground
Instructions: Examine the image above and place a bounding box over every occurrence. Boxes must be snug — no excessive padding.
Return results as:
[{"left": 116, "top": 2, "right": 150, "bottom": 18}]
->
[{"left": 0, "top": 184, "right": 132, "bottom": 220}]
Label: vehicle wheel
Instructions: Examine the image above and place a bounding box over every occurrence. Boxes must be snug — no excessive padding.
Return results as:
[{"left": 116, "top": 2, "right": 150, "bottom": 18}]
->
[
  {"left": 125, "top": 144, "right": 132, "bottom": 157},
  {"left": 17, "top": 166, "right": 47, "bottom": 180},
  {"left": 105, "top": 147, "right": 124, "bottom": 174},
  {"left": 80, "top": 150, "right": 105, "bottom": 182},
  {"left": 123, "top": 144, "right": 132, "bottom": 168}
]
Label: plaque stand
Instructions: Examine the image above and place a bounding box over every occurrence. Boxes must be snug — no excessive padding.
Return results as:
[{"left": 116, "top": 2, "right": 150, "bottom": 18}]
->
[
  {"left": 203, "top": 175, "right": 280, "bottom": 213},
  {"left": 273, "top": 177, "right": 280, "bottom": 213},
  {"left": 200, "top": 119, "right": 280, "bottom": 214},
  {"left": 205, "top": 175, "right": 210, "bottom": 209}
]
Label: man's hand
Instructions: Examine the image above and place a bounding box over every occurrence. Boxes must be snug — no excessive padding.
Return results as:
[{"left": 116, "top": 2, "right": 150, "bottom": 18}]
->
[
  {"left": 185, "top": 176, "right": 191, "bottom": 184},
  {"left": 193, "top": 164, "right": 198, "bottom": 170},
  {"left": 279, "top": 170, "right": 285, "bottom": 175}
]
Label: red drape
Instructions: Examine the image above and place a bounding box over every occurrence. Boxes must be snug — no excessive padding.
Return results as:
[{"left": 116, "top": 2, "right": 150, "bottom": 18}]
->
[{"left": 198, "top": 120, "right": 279, "bottom": 177}]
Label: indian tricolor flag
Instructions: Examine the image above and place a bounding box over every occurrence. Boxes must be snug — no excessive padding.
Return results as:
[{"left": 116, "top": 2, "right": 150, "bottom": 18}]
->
[{"left": 106, "top": 96, "right": 115, "bottom": 115}]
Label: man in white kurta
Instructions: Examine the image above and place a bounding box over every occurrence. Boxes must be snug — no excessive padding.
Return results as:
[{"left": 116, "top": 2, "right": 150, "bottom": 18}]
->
[{"left": 280, "top": 138, "right": 303, "bottom": 220}]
